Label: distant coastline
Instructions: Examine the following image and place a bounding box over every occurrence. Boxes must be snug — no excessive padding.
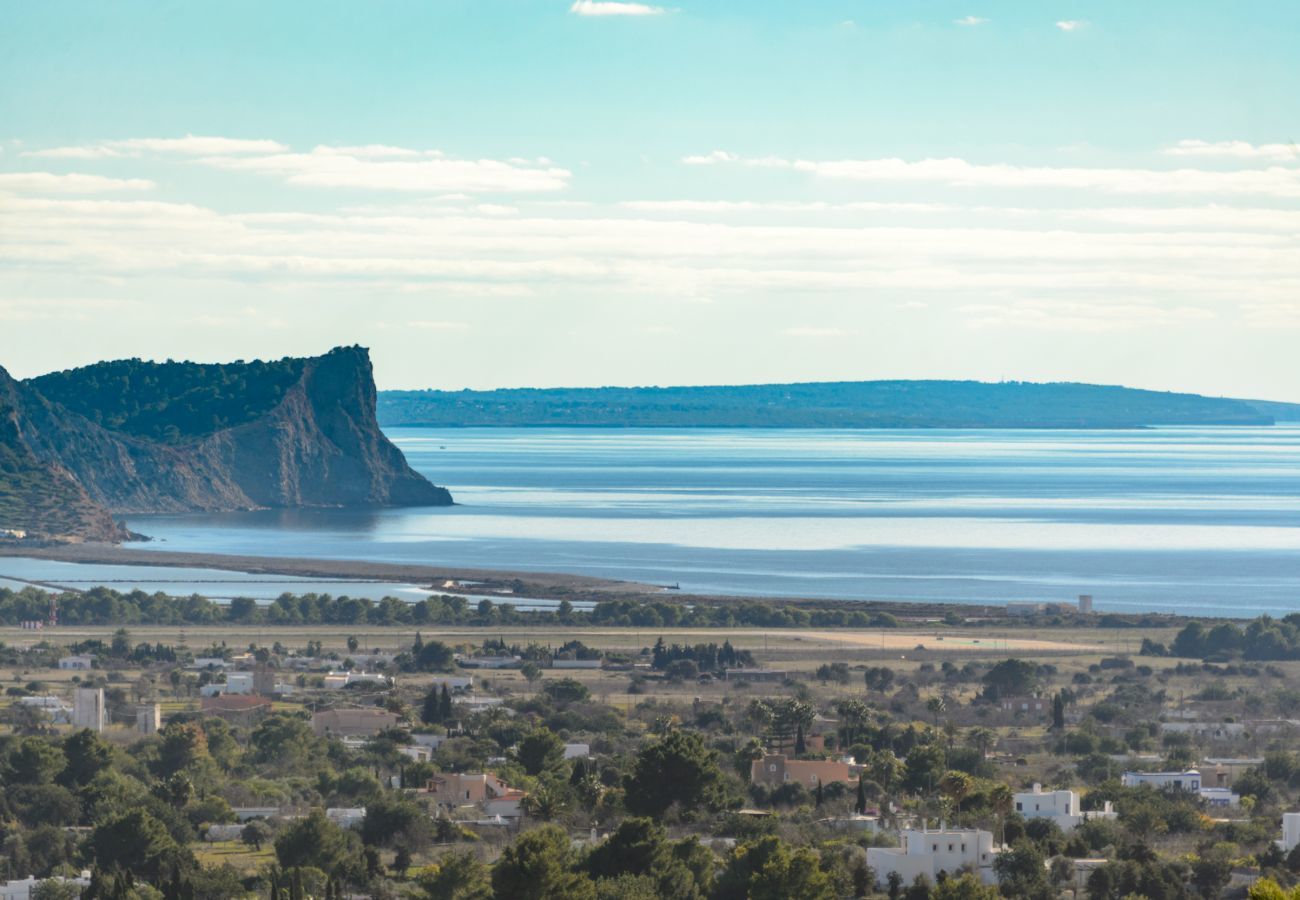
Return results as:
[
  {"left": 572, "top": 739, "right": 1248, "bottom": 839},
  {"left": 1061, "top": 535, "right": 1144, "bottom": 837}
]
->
[{"left": 379, "top": 379, "right": 1300, "bottom": 429}]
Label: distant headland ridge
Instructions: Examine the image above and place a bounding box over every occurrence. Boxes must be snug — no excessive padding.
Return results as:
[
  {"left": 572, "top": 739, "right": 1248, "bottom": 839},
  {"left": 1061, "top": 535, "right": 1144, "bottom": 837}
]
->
[{"left": 379, "top": 379, "right": 1300, "bottom": 429}]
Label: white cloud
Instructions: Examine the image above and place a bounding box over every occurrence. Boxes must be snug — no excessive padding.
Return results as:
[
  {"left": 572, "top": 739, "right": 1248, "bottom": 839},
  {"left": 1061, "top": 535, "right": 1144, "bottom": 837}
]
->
[
  {"left": 0, "top": 172, "right": 155, "bottom": 194},
  {"left": 569, "top": 0, "right": 665, "bottom": 15},
  {"left": 1164, "top": 139, "right": 1299, "bottom": 162},
  {"left": 955, "top": 16, "right": 988, "bottom": 26},
  {"left": 681, "top": 150, "right": 739, "bottom": 166},
  {"left": 1055, "top": 20, "right": 1086, "bottom": 31},
  {"left": 196, "top": 145, "right": 571, "bottom": 193},
  {"left": 962, "top": 299, "right": 1215, "bottom": 332},
  {"left": 24, "top": 135, "right": 288, "bottom": 159},
  {"left": 620, "top": 199, "right": 953, "bottom": 213},
  {"left": 785, "top": 326, "right": 852, "bottom": 338},
  {"left": 680, "top": 152, "right": 1300, "bottom": 197}
]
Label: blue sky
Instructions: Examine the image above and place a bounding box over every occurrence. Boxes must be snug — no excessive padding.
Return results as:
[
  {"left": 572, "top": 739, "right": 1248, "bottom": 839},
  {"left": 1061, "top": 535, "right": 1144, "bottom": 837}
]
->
[{"left": 2, "top": 1, "right": 1299, "bottom": 396}]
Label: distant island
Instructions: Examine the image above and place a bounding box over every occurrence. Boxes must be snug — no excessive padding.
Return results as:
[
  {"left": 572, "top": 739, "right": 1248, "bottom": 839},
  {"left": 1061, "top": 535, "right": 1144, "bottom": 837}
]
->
[
  {"left": 379, "top": 380, "right": 1300, "bottom": 429},
  {"left": 2, "top": 347, "right": 451, "bottom": 543}
]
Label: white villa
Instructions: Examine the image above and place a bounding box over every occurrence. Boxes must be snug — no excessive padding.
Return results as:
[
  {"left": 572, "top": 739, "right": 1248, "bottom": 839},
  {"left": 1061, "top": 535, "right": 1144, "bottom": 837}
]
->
[
  {"left": 867, "top": 824, "right": 999, "bottom": 887},
  {"left": 1122, "top": 770, "right": 1201, "bottom": 791},
  {"left": 1014, "top": 784, "right": 1116, "bottom": 832},
  {"left": 1122, "top": 771, "right": 1239, "bottom": 807}
]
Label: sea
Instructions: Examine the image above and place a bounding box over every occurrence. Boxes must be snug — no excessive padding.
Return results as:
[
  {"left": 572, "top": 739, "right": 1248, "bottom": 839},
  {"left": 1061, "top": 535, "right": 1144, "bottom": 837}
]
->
[{"left": 6, "top": 426, "right": 1300, "bottom": 618}]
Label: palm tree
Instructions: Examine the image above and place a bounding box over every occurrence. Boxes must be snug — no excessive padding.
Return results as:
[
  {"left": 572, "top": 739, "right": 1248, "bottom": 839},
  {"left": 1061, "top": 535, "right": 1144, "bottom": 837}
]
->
[
  {"left": 938, "top": 770, "right": 974, "bottom": 816},
  {"left": 926, "top": 695, "right": 947, "bottom": 727},
  {"left": 969, "top": 727, "right": 997, "bottom": 760},
  {"left": 989, "top": 782, "right": 1014, "bottom": 846}
]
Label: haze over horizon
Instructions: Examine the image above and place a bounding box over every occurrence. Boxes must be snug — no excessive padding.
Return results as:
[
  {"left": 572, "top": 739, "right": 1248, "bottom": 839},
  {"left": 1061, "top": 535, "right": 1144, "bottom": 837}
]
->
[{"left": 3, "top": 1, "right": 1298, "bottom": 397}]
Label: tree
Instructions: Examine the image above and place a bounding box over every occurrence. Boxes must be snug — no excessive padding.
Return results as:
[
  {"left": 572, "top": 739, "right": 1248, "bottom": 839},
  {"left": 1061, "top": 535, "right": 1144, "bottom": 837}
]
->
[
  {"left": 347, "top": 635, "right": 359, "bottom": 653},
  {"left": 715, "top": 836, "right": 835, "bottom": 900},
  {"left": 932, "top": 874, "right": 1001, "bottom": 900},
  {"left": 864, "top": 666, "right": 895, "bottom": 692},
  {"left": 275, "top": 810, "right": 354, "bottom": 873},
  {"left": 155, "top": 721, "right": 212, "bottom": 778},
  {"left": 993, "top": 839, "right": 1052, "bottom": 900},
  {"left": 361, "top": 793, "right": 429, "bottom": 849},
  {"left": 416, "top": 640, "right": 455, "bottom": 671},
  {"left": 491, "top": 824, "right": 596, "bottom": 900},
  {"left": 514, "top": 728, "right": 565, "bottom": 777},
  {"left": 60, "top": 729, "right": 113, "bottom": 789},
  {"left": 250, "top": 714, "right": 321, "bottom": 771},
  {"left": 624, "top": 730, "right": 731, "bottom": 817},
  {"left": 584, "top": 818, "right": 702, "bottom": 899},
  {"left": 417, "top": 851, "right": 492, "bottom": 900},
  {"left": 903, "top": 743, "right": 946, "bottom": 794},
  {"left": 926, "top": 696, "right": 947, "bottom": 726},
  {"left": 1052, "top": 692, "right": 1067, "bottom": 730},
  {"left": 981, "top": 659, "right": 1040, "bottom": 701},
  {"left": 1191, "top": 848, "right": 1233, "bottom": 900},
  {"left": 856, "top": 774, "right": 868, "bottom": 815},
  {"left": 421, "top": 684, "right": 450, "bottom": 725},
  {"left": 938, "top": 770, "right": 974, "bottom": 815},
  {"left": 8, "top": 738, "right": 66, "bottom": 784},
  {"left": 988, "top": 783, "right": 1015, "bottom": 845},
  {"left": 241, "top": 820, "right": 272, "bottom": 852},
  {"left": 521, "top": 661, "right": 543, "bottom": 685},
  {"left": 542, "top": 678, "right": 590, "bottom": 705},
  {"left": 88, "top": 810, "right": 182, "bottom": 884}
]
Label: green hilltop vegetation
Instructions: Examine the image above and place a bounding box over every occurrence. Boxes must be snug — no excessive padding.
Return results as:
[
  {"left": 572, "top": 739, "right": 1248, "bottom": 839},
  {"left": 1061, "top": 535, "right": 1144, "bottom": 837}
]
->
[
  {"left": 379, "top": 379, "right": 1300, "bottom": 429},
  {"left": 30, "top": 356, "right": 307, "bottom": 445}
]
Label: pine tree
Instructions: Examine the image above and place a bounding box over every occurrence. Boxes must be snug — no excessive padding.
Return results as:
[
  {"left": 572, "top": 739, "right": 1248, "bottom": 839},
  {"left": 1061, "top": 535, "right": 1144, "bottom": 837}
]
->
[
  {"left": 570, "top": 757, "right": 588, "bottom": 785},
  {"left": 1052, "top": 691, "right": 1066, "bottom": 730},
  {"left": 421, "top": 685, "right": 442, "bottom": 724},
  {"left": 412, "top": 631, "right": 424, "bottom": 656},
  {"left": 815, "top": 778, "right": 824, "bottom": 807},
  {"left": 439, "top": 683, "right": 453, "bottom": 722},
  {"left": 795, "top": 723, "right": 806, "bottom": 755},
  {"left": 856, "top": 773, "right": 868, "bottom": 815}
]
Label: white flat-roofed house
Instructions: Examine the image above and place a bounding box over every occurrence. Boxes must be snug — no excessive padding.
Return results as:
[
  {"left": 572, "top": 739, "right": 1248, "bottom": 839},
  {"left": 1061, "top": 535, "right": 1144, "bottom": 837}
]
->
[
  {"left": 19, "top": 696, "right": 71, "bottom": 724},
  {"left": 563, "top": 743, "right": 591, "bottom": 759},
  {"left": 192, "top": 657, "right": 229, "bottom": 670},
  {"left": 223, "top": 672, "right": 256, "bottom": 695},
  {"left": 323, "top": 671, "right": 391, "bottom": 690},
  {"left": 1014, "top": 784, "right": 1116, "bottom": 832},
  {"left": 456, "top": 655, "right": 522, "bottom": 670},
  {"left": 867, "top": 824, "right": 1000, "bottom": 887},
  {"left": 1277, "top": 813, "right": 1300, "bottom": 852},
  {"left": 1200, "top": 787, "right": 1240, "bottom": 809},
  {"left": 58, "top": 655, "right": 94, "bottom": 671},
  {"left": 1122, "top": 770, "right": 1202, "bottom": 791},
  {"left": 552, "top": 659, "right": 602, "bottom": 669}
]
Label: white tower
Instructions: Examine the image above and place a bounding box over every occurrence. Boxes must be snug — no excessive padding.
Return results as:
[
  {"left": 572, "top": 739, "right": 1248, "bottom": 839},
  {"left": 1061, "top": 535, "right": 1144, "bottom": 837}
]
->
[{"left": 72, "top": 687, "right": 105, "bottom": 732}]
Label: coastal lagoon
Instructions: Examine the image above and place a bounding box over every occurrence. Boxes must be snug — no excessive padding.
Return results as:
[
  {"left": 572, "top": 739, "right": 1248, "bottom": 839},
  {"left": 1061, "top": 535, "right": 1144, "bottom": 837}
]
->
[{"left": 97, "top": 426, "right": 1300, "bottom": 618}]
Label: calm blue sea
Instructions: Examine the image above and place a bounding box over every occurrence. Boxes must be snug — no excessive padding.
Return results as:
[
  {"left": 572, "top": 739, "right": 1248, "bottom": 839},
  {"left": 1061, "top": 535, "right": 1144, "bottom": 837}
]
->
[{"left": 79, "top": 425, "right": 1300, "bottom": 618}]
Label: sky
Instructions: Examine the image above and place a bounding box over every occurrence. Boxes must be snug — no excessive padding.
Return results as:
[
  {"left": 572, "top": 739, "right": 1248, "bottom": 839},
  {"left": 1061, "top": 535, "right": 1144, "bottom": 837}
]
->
[{"left": 2, "top": 1, "right": 1299, "bottom": 397}]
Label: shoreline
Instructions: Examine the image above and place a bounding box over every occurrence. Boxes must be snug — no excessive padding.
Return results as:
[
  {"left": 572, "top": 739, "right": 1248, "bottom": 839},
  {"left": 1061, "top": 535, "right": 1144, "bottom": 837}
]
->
[
  {"left": 0, "top": 542, "right": 659, "bottom": 601},
  {"left": 0, "top": 542, "right": 1175, "bottom": 623}
]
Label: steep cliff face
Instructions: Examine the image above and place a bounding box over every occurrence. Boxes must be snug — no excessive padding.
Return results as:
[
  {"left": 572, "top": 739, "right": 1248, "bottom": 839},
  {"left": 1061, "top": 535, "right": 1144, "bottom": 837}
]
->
[
  {"left": 0, "top": 368, "right": 129, "bottom": 542},
  {"left": 3, "top": 348, "right": 450, "bottom": 541}
]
